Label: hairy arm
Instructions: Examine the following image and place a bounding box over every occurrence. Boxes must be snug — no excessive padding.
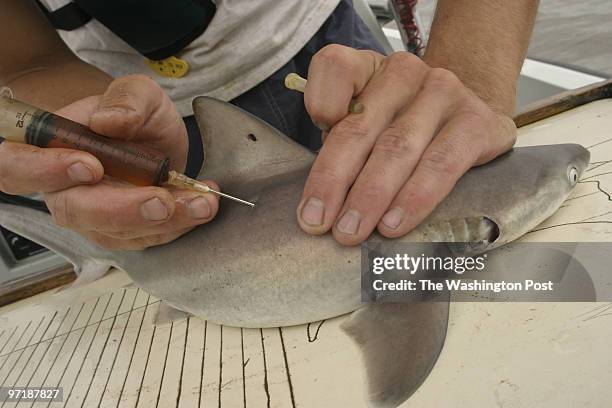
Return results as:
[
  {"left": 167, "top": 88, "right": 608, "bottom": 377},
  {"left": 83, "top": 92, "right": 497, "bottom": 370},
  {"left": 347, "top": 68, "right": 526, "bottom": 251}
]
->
[
  {"left": 0, "top": 0, "right": 111, "bottom": 110},
  {"left": 424, "top": 0, "right": 539, "bottom": 115},
  {"left": 0, "top": 0, "right": 215, "bottom": 251}
]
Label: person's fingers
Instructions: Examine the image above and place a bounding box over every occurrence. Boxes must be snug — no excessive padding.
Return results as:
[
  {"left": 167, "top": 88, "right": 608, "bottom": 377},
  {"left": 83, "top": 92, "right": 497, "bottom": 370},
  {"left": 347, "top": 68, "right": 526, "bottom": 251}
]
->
[
  {"left": 376, "top": 113, "right": 496, "bottom": 238},
  {"left": 0, "top": 141, "right": 103, "bottom": 195},
  {"left": 44, "top": 179, "right": 177, "bottom": 232},
  {"left": 87, "top": 75, "right": 187, "bottom": 171},
  {"left": 298, "top": 52, "right": 429, "bottom": 235},
  {"left": 98, "top": 181, "right": 220, "bottom": 239},
  {"left": 305, "top": 44, "right": 384, "bottom": 130},
  {"left": 332, "top": 69, "right": 464, "bottom": 245},
  {"left": 80, "top": 227, "right": 193, "bottom": 251}
]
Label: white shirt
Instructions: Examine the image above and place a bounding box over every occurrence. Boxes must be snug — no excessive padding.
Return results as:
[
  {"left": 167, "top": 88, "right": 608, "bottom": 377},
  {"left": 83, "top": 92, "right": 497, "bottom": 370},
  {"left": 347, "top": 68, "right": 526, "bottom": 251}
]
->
[{"left": 39, "top": 0, "right": 341, "bottom": 116}]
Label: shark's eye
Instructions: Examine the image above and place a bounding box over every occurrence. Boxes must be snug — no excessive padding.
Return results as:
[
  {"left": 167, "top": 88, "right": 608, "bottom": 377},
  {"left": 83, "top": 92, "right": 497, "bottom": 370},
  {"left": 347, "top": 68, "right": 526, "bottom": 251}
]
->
[{"left": 568, "top": 167, "right": 579, "bottom": 185}]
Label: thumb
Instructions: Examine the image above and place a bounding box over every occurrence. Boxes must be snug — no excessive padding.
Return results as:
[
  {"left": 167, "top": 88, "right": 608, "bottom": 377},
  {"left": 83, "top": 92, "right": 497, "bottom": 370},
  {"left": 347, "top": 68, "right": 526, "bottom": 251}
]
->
[{"left": 88, "top": 75, "right": 168, "bottom": 142}]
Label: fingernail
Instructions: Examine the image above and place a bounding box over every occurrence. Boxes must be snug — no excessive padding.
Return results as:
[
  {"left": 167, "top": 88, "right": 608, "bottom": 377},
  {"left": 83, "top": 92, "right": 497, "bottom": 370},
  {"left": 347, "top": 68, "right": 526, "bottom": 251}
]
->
[
  {"left": 188, "top": 196, "right": 211, "bottom": 219},
  {"left": 140, "top": 197, "right": 169, "bottom": 221},
  {"left": 336, "top": 209, "right": 361, "bottom": 235},
  {"left": 382, "top": 207, "right": 404, "bottom": 229},
  {"left": 67, "top": 162, "right": 94, "bottom": 183},
  {"left": 301, "top": 197, "right": 325, "bottom": 226}
]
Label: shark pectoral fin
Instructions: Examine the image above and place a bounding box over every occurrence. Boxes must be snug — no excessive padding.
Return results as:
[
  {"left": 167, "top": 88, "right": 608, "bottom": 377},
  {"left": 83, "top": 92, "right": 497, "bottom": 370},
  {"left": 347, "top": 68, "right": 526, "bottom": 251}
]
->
[
  {"left": 341, "top": 297, "right": 449, "bottom": 408},
  {"left": 154, "top": 301, "right": 192, "bottom": 326},
  {"left": 0, "top": 203, "right": 116, "bottom": 282}
]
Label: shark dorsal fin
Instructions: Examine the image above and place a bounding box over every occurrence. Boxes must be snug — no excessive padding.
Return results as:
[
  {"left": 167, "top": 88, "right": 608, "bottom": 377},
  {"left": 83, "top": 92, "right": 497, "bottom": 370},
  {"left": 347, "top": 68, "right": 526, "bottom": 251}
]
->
[{"left": 192, "top": 97, "right": 314, "bottom": 194}]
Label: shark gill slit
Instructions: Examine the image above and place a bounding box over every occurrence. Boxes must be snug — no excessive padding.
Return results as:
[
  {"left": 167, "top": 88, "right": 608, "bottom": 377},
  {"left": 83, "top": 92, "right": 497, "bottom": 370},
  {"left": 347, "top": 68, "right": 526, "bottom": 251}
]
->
[{"left": 423, "top": 216, "right": 500, "bottom": 244}]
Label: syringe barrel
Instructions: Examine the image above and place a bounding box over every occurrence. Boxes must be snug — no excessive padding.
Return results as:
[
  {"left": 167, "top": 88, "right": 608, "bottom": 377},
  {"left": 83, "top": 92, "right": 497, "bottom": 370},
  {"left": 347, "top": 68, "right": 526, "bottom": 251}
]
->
[{"left": 0, "top": 96, "right": 169, "bottom": 186}]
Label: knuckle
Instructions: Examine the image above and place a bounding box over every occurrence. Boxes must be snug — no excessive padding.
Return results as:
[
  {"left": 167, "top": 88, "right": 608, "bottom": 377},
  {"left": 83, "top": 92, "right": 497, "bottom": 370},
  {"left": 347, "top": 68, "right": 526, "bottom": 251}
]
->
[
  {"left": 305, "top": 101, "right": 337, "bottom": 129},
  {"left": 455, "top": 109, "right": 488, "bottom": 128},
  {"left": 373, "top": 122, "right": 418, "bottom": 159},
  {"left": 114, "top": 74, "right": 163, "bottom": 100},
  {"left": 477, "top": 114, "right": 517, "bottom": 164},
  {"left": 420, "top": 145, "right": 462, "bottom": 176},
  {"left": 308, "top": 164, "right": 350, "bottom": 189},
  {"left": 46, "top": 192, "right": 77, "bottom": 228},
  {"left": 113, "top": 108, "right": 146, "bottom": 135},
  {"left": 312, "top": 44, "right": 354, "bottom": 71},
  {"left": 51, "top": 149, "right": 74, "bottom": 162},
  {"left": 103, "top": 82, "right": 138, "bottom": 108},
  {"left": 424, "top": 68, "right": 462, "bottom": 93},
  {"left": 35, "top": 150, "right": 74, "bottom": 177},
  {"left": 384, "top": 52, "right": 421, "bottom": 75},
  {"left": 331, "top": 116, "right": 372, "bottom": 143},
  {"left": 404, "top": 183, "right": 435, "bottom": 210}
]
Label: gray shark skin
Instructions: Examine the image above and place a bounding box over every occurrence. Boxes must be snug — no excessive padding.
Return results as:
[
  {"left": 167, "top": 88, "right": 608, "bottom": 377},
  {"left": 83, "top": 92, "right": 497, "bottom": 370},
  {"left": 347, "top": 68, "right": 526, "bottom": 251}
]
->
[
  {"left": 0, "top": 97, "right": 589, "bottom": 408},
  {"left": 113, "top": 97, "right": 589, "bottom": 327}
]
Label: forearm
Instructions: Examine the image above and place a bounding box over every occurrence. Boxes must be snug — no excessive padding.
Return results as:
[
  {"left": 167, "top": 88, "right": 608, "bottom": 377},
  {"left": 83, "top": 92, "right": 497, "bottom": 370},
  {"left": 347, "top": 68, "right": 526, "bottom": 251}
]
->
[
  {"left": 2, "top": 57, "right": 112, "bottom": 112},
  {"left": 423, "top": 0, "right": 539, "bottom": 115},
  {"left": 0, "top": 0, "right": 112, "bottom": 111}
]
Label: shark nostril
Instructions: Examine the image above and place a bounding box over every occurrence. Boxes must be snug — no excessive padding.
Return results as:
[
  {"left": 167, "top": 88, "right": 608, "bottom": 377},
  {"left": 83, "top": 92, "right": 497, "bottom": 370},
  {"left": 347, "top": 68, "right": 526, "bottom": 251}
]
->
[{"left": 247, "top": 133, "right": 257, "bottom": 142}]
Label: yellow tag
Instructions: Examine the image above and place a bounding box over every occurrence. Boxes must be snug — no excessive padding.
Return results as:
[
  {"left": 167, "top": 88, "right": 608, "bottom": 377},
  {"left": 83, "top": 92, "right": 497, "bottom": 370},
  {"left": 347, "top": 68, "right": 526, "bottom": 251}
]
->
[{"left": 145, "top": 56, "right": 190, "bottom": 78}]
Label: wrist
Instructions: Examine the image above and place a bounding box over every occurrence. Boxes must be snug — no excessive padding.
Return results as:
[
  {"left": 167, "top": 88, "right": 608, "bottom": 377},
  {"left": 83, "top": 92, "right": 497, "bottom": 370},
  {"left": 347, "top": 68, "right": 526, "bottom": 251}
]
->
[{"left": 423, "top": 50, "right": 517, "bottom": 116}]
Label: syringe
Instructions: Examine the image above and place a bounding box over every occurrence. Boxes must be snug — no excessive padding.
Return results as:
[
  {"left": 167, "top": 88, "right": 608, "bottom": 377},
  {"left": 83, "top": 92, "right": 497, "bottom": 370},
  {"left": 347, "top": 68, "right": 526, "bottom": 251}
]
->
[{"left": 0, "top": 88, "right": 255, "bottom": 207}]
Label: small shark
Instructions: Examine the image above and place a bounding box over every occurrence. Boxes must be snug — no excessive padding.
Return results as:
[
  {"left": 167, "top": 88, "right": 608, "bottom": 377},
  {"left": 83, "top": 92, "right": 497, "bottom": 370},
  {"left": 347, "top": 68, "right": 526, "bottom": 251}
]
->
[{"left": 0, "top": 98, "right": 589, "bottom": 407}]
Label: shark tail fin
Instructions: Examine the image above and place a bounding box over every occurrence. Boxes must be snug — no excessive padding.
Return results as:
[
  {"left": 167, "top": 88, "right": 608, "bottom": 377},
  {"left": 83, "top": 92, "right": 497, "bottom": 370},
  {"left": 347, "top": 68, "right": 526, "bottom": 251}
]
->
[
  {"left": 341, "top": 298, "right": 449, "bottom": 408},
  {"left": 0, "top": 203, "right": 116, "bottom": 285}
]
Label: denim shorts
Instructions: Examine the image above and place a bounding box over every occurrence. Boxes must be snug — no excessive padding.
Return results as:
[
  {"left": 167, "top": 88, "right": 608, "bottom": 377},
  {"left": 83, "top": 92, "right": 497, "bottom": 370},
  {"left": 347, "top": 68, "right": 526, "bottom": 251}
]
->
[{"left": 183, "top": 0, "right": 385, "bottom": 177}]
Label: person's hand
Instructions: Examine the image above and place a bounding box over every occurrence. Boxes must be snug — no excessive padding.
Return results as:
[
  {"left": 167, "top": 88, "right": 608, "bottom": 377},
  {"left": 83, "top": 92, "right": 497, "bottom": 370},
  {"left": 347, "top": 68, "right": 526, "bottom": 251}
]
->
[
  {"left": 0, "top": 75, "right": 219, "bottom": 250},
  {"left": 297, "top": 45, "right": 517, "bottom": 245}
]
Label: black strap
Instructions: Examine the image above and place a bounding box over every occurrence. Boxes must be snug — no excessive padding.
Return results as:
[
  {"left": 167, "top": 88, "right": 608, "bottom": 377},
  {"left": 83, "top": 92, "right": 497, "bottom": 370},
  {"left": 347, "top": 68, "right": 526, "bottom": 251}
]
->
[
  {"left": 0, "top": 192, "right": 50, "bottom": 213},
  {"left": 35, "top": 0, "right": 216, "bottom": 60},
  {"left": 36, "top": 1, "right": 91, "bottom": 31}
]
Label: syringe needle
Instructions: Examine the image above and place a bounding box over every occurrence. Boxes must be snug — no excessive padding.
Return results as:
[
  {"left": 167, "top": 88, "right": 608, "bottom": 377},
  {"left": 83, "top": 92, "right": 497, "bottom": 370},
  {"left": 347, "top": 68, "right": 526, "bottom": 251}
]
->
[
  {"left": 166, "top": 171, "right": 255, "bottom": 207},
  {"left": 206, "top": 188, "right": 256, "bottom": 207}
]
